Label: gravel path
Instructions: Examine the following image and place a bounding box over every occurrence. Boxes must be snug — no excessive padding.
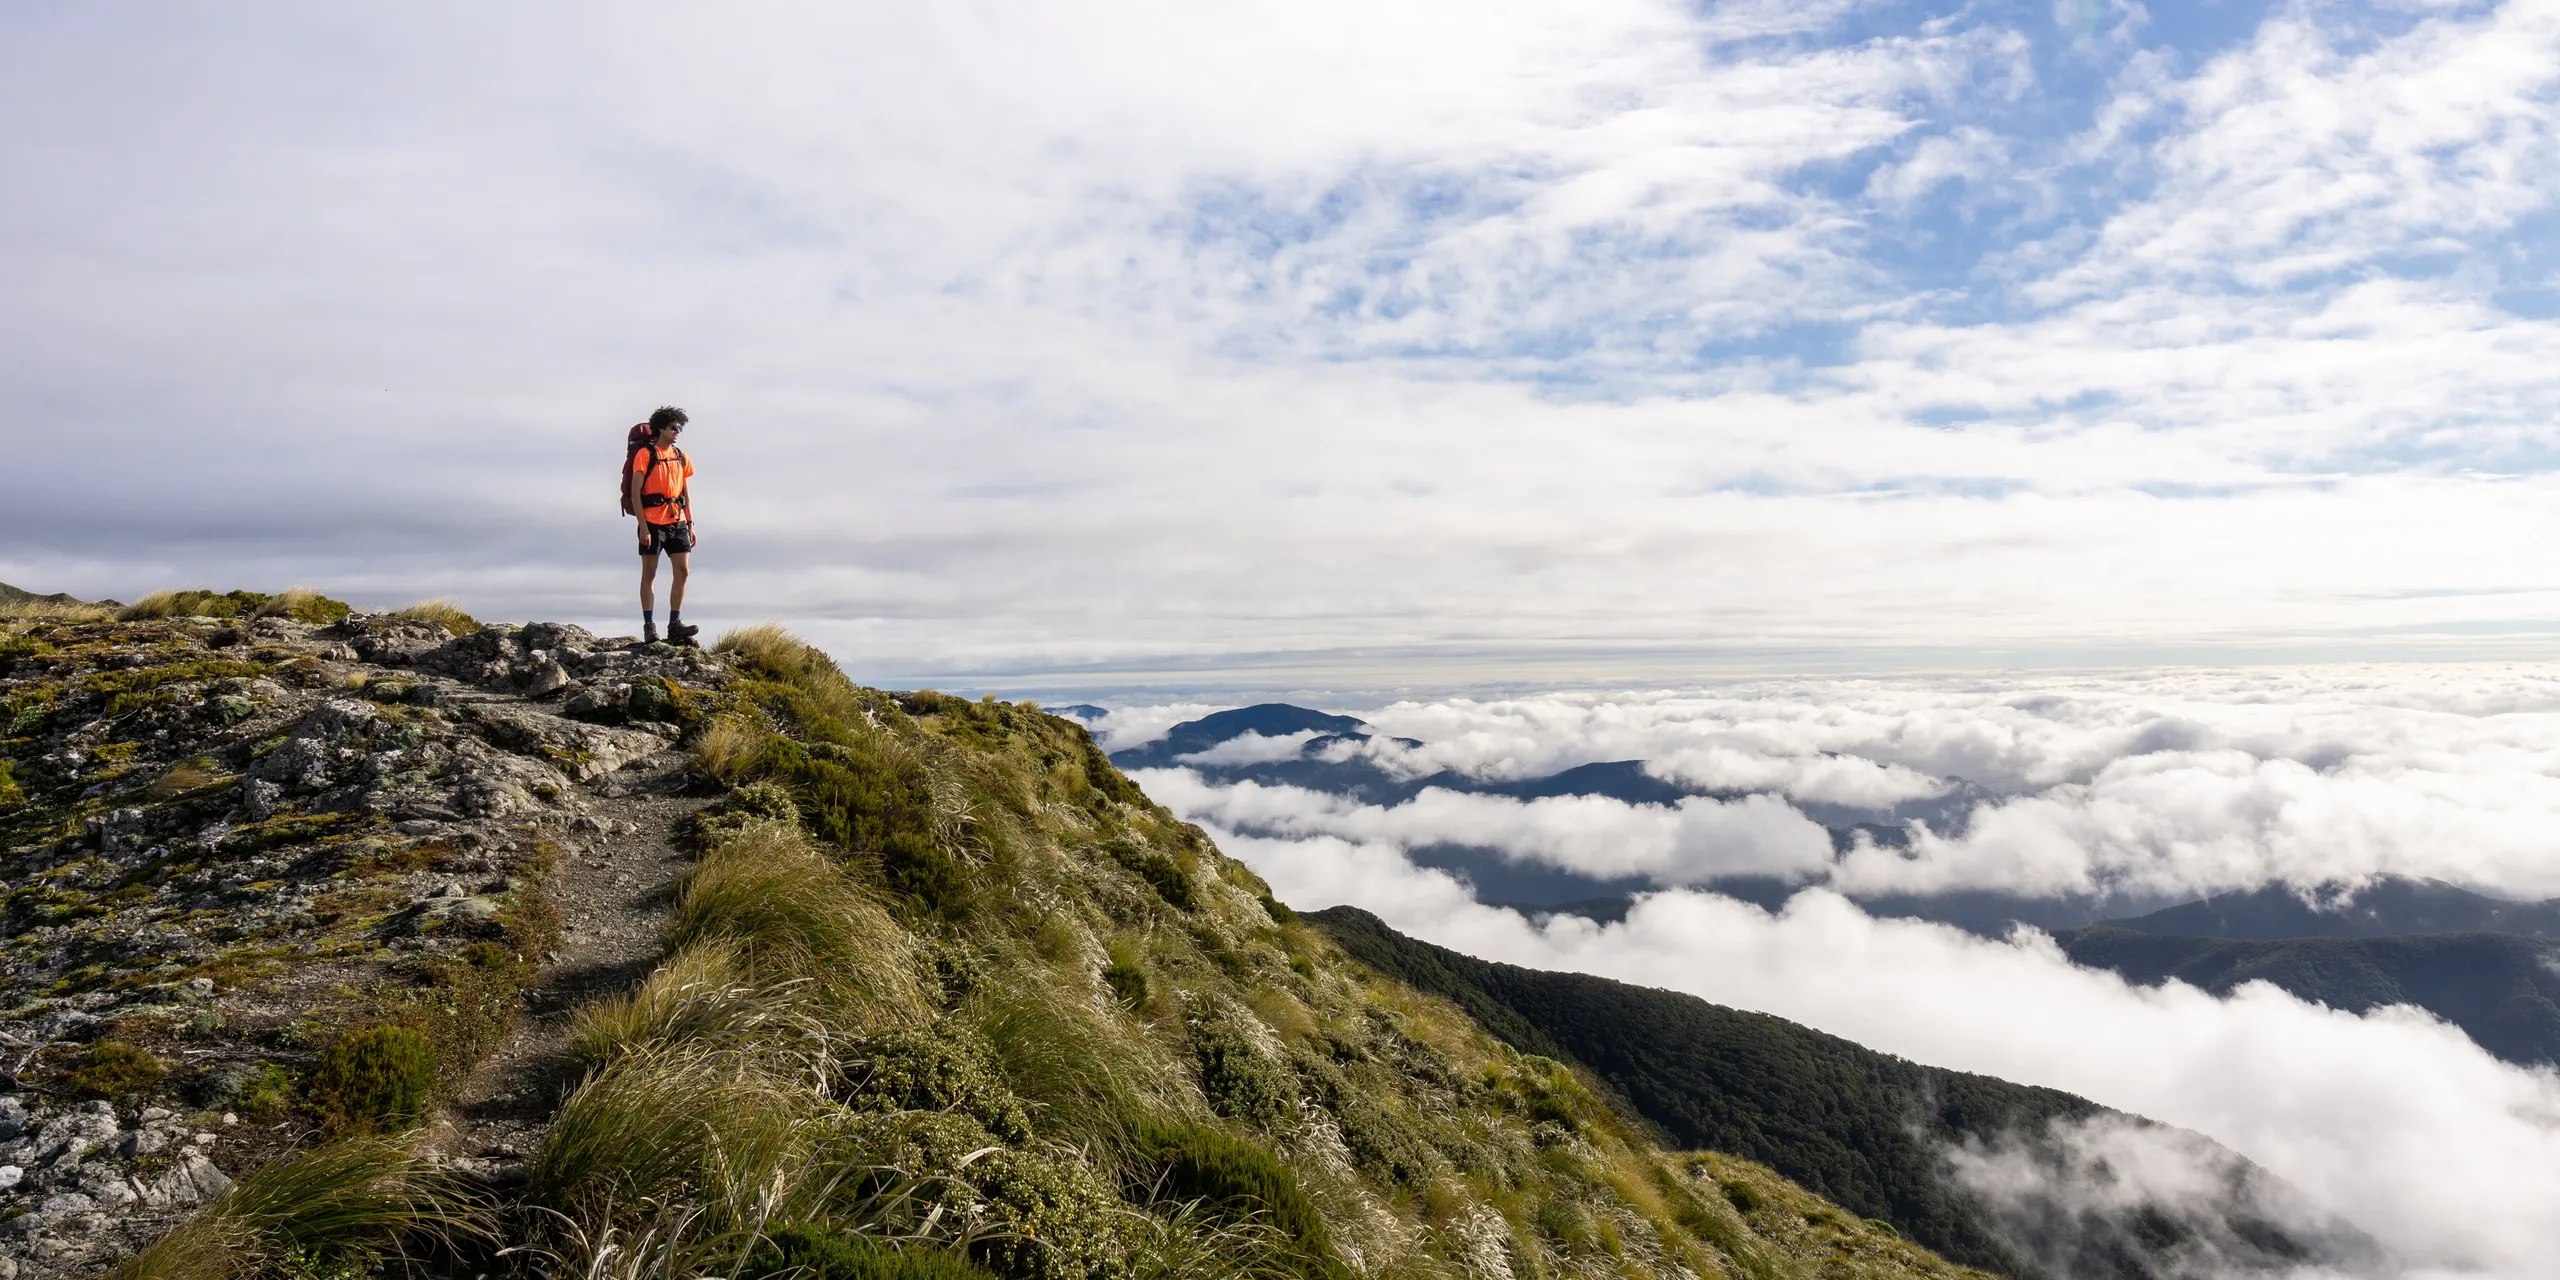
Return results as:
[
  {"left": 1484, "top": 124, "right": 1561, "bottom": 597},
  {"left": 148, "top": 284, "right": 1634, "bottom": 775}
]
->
[{"left": 423, "top": 752, "right": 710, "bottom": 1176}]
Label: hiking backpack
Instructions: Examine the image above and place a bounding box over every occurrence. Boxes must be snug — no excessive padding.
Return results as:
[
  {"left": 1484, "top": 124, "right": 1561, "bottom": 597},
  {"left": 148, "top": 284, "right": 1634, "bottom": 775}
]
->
[{"left": 618, "top": 424, "right": 689, "bottom": 518}]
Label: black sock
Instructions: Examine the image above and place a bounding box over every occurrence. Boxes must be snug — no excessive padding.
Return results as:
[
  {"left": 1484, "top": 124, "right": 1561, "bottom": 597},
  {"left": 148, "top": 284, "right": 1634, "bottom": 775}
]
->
[
  {"left": 643, "top": 609, "right": 654, "bottom": 625},
  {"left": 669, "top": 610, "right": 682, "bottom": 625}
]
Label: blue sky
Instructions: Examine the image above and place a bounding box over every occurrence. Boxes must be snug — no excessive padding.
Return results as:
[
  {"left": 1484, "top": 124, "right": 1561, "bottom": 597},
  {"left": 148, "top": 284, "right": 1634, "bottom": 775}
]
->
[{"left": 7, "top": 1, "right": 2560, "bottom": 687}]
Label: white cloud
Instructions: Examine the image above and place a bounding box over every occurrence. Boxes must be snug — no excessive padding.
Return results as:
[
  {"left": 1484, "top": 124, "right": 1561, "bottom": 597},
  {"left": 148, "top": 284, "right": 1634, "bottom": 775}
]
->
[
  {"left": 1139, "top": 768, "right": 1835, "bottom": 884},
  {"left": 1126, "top": 663, "right": 2560, "bottom": 900},
  {"left": 8, "top": 4, "right": 2560, "bottom": 676},
  {"left": 1228, "top": 829, "right": 2560, "bottom": 1278},
  {"left": 1175, "top": 730, "right": 1324, "bottom": 766}
]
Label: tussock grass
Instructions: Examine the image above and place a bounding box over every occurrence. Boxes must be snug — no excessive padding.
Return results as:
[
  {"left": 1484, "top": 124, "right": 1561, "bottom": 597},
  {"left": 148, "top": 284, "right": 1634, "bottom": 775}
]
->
[
  {"left": 118, "top": 587, "right": 350, "bottom": 624},
  {"left": 569, "top": 940, "right": 801, "bottom": 1069},
  {"left": 390, "top": 599, "right": 481, "bottom": 635},
  {"left": 112, "top": 1136, "right": 471, "bottom": 1280},
  {"left": 670, "top": 821, "right": 930, "bottom": 1029},
  {"left": 715, "top": 624, "right": 837, "bottom": 684},
  {"left": 250, "top": 586, "right": 352, "bottom": 624},
  {"left": 694, "top": 712, "right": 773, "bottom": 785},
  {"left": 963, "top": 978, "right": 1180, "bottom": 1156},
  {"left": 529, "top": 1047, "right": 820, "bottom": 1225},
  {"left": 0, "top": 597, "right": 112, "bottom": 622},
  {"left": 118, "top": 590, "right": 202, "bottom": 621}
]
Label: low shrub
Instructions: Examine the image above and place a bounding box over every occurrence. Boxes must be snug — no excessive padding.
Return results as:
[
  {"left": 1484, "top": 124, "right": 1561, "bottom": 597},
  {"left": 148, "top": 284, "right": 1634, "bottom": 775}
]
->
[
  {"left": 753, "top": 1225, "right": 997, "bottom": 1280},
  {"left": 192, "top": 1060, "right": 295, "bottom": 1120},
  {"left": 308, "top": 1026, "right": 437, "bottom": 1131},
  {"left": 838, "top": 1027, "right": 1032, "bottom": 1144},
  {"left": 65, "top": 1040, "right": 169, "bottom": 1100},
  {"left": 1102, "top": 942, "right": 1149, "bottom": 1013},
  {"left": 1104, "top": 840, "right": 1193, "bottom": 911},
  {"left": 693, "top": 778, "right": 799, "bottom": 842},
  {"left": 1188, "top": 1013, "right": 1295, "bottom": 1131}
]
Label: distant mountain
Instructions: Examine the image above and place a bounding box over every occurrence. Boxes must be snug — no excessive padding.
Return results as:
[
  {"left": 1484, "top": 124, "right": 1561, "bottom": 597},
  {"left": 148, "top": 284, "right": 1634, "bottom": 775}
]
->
[
  {"left": 2056, "top": 926, "right": 2560, "bottom": 1066},
  {"left": 1312, "top": 906, "right": 2372, "bottom": 1280},
  {"left": 1043, "top": 702, "right": 1110, "bottom": 723},
  {"left": 2099, "top": 877, "right": 2560, "bottom": 939},
  {"left": 0, "top": 581, "right": 112, "bottom": 608}
]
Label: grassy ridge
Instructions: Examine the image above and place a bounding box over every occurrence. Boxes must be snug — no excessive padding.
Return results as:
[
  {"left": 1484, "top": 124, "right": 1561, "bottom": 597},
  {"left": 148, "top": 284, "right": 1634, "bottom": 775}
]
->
[
  {"left": 96, "top": 619, "right": 2006, "bottom": 1280},
  {"left": 514, "top": 626, "right": 1993, "bottom": 1280}
]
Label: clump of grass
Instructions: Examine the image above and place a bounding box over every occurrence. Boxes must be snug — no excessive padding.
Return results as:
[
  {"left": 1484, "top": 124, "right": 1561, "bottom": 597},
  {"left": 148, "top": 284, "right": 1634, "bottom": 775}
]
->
[
  {"left": 112, "top": 1137, "right": 471, "bottom": 1280},
  {"left": 964, "top": 979, "right": 1163, "bottom": 1153},
  {"left": 1102, "top": 938, "right": 1150, "bottom": 1013},
  {"left": 389, "top": 599, "right": 480, "bottom": 635},
  {"left": 753, "top": 1224, "right": 998, "bottom": 1280},
  {"left": 120, "top": 588, "right": 350, "bottom": 624},
  {"left": 1125, "top": 1119, "right": 1345, "bottom": 1279},
  {"left": 0, "top": 596, "right": 113, "bottom": 621},
  {"left": 251, "top": 586, "right": 353, "bottom": 624},
  {"left": 149, "top": 760, "right": 228, "bottom": 800},
  {"left": 669, "top": 820, "right": 930, "bottom": 1029},
  {"left": 714, "top": 623, "right": 839, "bottom": 684},
  {"left": 568, "top": 941, "right": 794, "bottom": 1069},
  {"left": 64, "top": 1039, "right": 169, "bottom": 1099},
  {"left": 528, "top": 1046, "right": 817, "bottom": 1226},
  {"left": 308, "top": 1025, "right": 437, "bottom": 1132},
  {"left": 694, "top": 712, "right": 774, "bottom": 785}
]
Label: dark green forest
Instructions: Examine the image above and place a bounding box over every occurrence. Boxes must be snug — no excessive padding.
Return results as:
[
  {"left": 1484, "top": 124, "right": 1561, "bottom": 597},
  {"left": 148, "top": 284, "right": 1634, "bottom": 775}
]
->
[
  {"left": 1311, "top": 907, "right": 2342, "bottom": 1280},
  {"left": 2057, "top": 926, "right": 2560, "bottom": 1066}
]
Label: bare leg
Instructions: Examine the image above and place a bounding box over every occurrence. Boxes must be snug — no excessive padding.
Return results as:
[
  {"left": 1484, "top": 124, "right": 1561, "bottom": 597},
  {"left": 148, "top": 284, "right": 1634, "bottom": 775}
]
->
[
  {"left": 668, "top": 552, "right": 689, "bottom": 614},
  {"left": 639, "top": 552, "right": 659, "bottom": 614}
]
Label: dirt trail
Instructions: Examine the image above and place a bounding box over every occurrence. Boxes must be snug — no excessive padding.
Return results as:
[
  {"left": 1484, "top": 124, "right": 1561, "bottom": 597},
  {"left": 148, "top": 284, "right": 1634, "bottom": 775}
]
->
[{"left": 424, "top": 751, "right": 709, "bottom": 1175}]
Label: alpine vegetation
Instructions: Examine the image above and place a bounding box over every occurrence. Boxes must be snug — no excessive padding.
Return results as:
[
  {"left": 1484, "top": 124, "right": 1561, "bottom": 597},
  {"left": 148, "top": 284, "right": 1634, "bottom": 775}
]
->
[{"left": 0, "top": 600, "right": 2345, "bottom": 1279}]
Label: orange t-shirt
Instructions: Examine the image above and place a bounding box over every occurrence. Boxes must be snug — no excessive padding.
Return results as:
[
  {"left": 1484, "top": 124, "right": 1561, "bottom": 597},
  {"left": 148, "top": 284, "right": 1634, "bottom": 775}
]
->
[{"left": 630, "top": 446, "right": 694, "bottom": 525}]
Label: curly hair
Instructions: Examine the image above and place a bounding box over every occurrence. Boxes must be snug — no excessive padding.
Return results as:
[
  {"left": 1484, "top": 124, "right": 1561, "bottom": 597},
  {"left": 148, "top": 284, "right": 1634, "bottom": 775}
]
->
[{"left": 648, "top": 405, "right": 690, "bottom": 431}]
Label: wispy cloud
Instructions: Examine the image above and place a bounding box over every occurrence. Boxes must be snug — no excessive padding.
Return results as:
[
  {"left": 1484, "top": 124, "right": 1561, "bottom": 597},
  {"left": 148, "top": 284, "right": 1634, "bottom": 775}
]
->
[{"left": 8, "top": 1, "right": 2560, "bottom": 674}]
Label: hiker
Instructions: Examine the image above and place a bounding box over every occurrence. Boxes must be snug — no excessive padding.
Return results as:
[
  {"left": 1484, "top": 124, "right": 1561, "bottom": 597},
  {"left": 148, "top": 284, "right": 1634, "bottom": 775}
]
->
[{"left": 625, "top": 406, "right": 697, "bottom": 645}]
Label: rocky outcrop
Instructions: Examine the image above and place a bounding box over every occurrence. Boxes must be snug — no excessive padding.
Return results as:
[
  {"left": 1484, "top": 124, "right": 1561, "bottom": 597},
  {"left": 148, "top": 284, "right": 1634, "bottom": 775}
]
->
[{"left": 0, "top": 608, "right": 730, "bottom": 1277}]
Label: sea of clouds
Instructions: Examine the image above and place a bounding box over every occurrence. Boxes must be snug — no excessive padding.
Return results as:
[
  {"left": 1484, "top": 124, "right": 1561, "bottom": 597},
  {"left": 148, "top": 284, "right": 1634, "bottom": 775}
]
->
[
  {"left": 1108, "top": 664, "right": 2560, "bottom": 901},
  {"left": 1104, "top": 665, "right": 2560, "bottom": 1278}
]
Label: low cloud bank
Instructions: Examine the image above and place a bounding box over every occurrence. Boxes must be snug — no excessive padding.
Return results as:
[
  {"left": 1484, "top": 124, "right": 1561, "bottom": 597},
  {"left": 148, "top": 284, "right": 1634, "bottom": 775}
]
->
[
  {"left": 1130, "top": 667, "right": 2560, "bottom": 900},
  {"left": 1211, "top": 825, "right": 2560, "bottom": 1277},
  {"left": 1136, "top": 768, "right": 1834, "bottom": 884}
]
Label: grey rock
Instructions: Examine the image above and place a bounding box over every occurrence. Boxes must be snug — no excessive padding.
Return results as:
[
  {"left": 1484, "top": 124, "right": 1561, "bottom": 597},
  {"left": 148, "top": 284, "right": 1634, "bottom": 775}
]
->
[
  {"left": 418, "top": 896, "right": 502, "bottom": 928},
  {"left": 205, "top": 693, "right": 256, "bottom": 723},
  {"left": 36, "top": 1192, "right": 95, "bottom": 1216},
  {"left": 301, "top": 699, "right": 378, "bottom": 738},
  {"left": 519, "top": 658, "right": 571, "bottom": 697},
  {"left": 0, "top": 1164, "right": 19, "bottom": 1189}
]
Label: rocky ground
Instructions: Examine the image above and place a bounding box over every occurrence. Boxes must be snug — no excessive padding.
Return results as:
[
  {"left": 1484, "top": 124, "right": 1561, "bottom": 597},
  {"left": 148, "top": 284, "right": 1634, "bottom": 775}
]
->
[{"left": 0, "top": 607, "right": 729, "bottom": 1278}]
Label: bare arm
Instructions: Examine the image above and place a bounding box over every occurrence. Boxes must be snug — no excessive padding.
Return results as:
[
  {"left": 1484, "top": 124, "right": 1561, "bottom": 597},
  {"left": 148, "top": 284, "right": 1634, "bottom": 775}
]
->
[{"left": 628, "top": 463, "right": 649, "bottom": 544}]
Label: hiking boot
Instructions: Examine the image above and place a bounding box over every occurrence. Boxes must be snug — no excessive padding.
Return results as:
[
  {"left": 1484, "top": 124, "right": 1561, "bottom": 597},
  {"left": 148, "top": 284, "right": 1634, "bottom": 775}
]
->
[
  {"left": 643, "top": 621, "right": 660, "bottom": 645},
  {"left": 667, "top": 620, "right": 699, "bottom": 646}
]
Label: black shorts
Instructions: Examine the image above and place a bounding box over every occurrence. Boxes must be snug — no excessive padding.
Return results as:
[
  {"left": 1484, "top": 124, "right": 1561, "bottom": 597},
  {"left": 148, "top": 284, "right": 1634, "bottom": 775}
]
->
[{"left": 638, "top": 521, "right": 694, "bottom": 555}]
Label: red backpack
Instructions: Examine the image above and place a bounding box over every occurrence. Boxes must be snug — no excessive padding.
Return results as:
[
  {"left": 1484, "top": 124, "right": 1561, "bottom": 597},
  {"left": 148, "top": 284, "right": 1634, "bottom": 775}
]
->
[{"left": 617, "top": 424, "right": 689, "bottom": 518}]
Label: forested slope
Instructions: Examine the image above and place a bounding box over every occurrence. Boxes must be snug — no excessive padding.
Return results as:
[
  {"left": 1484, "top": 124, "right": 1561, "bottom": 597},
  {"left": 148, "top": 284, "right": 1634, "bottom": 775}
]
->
[
  {"left": 1312, "top": 907, "right": 2369, "bottom": 1280},
  {"left": 2057, "top": 926, "right": 2560, "bottom": 1066}
]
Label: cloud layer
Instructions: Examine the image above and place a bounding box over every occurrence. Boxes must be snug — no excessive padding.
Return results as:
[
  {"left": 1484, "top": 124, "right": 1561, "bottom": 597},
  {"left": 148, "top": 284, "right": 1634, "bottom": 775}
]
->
[
  {"left": 10, "top": 2, "right": 2560, "bottom": 676},
  {"left": 1129, "top": 663, "right": 2560, "bottom": 901},
  {"left": 1218, "top": 829, "right": 2560, "bottom": 1278}
]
